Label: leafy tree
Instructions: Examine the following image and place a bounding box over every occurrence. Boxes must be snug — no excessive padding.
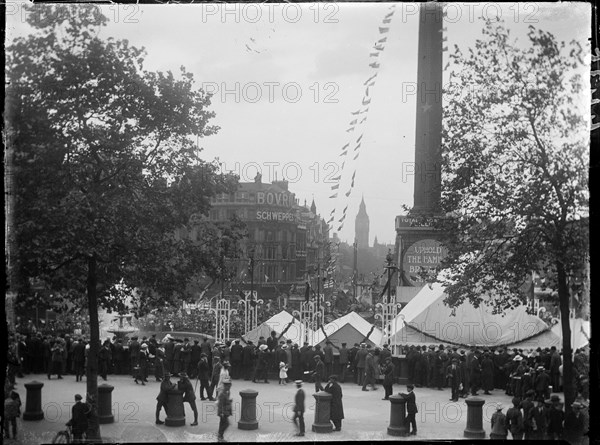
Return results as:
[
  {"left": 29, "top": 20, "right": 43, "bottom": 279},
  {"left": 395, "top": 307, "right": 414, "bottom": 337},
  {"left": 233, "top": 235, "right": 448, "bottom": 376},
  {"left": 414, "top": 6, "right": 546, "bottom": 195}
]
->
[
  {"left": 438, "top": 20, "right": 588, "bottom": 412},
  {"left": 6, "top": 4, "right": 244, "bottom": 438}
]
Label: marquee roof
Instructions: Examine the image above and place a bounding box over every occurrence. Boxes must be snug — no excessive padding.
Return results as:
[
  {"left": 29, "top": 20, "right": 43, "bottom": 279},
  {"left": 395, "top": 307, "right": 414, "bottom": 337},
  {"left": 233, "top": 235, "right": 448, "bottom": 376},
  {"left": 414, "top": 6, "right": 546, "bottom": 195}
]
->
[
  {"left": 313, "top": 311, "right": 383, "bottom": 347},
  {"left": 388, "top": 283, "right": 550, "bottom": 347},
  {"left": 241, "top": 310, "right": 308, "bottom": 346}
]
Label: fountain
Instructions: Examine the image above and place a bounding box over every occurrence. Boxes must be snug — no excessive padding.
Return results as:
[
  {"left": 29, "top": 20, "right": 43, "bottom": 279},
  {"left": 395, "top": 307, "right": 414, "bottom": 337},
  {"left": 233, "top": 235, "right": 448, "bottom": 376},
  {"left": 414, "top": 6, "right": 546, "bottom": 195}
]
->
[{"left": 106, "top": 314, "right": 138, "bottom": 339}]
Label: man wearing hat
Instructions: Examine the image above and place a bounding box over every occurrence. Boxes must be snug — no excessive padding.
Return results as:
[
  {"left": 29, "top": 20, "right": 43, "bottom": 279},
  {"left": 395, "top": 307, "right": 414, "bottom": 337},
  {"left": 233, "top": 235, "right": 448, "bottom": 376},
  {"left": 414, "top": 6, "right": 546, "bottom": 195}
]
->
[
  {"left": 217, "top": 377, "right": 232, "bottom": 442},
  {"left": 242, "top": 341, "right": 255, "bottom": 381},
  {"left": 400, "top": 384, "right": 418, "bottom": 435},
  {"left": 230, "top": 340, "right": 243, "bottom": 380},
  {"left": 355, "top": 343, "right": 368, "bottom": 386},
  {"left": 252, "top": 344, "right": 269, "bottom": 384},
  {"left": 129, "top": 336, "right": 140, "bottom": 377},
  {"left": 67, "top": 394, "right": 89, "bottom": 443},
  {"left": 190, "top": 340, "right": 202, "bottom": 379},
  {"left": 323, "top": 341, "right": 334, "bottom": 378},
  {"left": 382, "top": 357, "right": 395, "bottom": 400},
  {"left": 164, "top": 335, "right": 175, "bottom": 374},
  {"left": 534, "top": 365, "right": 551, "bottom": 402},
  {"left": 177, "top": 372, "right": 198, "bottom": 425},
  {"left": 324, "top": 375, "right": 344, "bottom": 431},
  {"left": 563, "top": 402, "right": 586, "bottom": 445},
  {"left": 209, "top": 357, "right": 223, "bottom": 399},
  {"left": 292, "top": 380, "right": 305, "bottom": 436},
  {"left": 506, "top": 397, "right": 524, "bottom": 440},
  {"left": 446, "top": 358, "right": 462, "bottom": 402},
  {"left": 526, "top": 398, "right": 548, "bottom": 440},
  {"left": 197, "top": 353, "right": 211, "bottom": 400},
  {"left": 546, "top": 395, "right": 564, "bottom": 440},
  {"left": 312, "top": 355, "right": 325, "bottom": 392},
  {"left": 155, "top": 373, "right": 175, "bottom": 425},
  {"left": 490, "top": 403, "right": 508, "bottom": 440}
]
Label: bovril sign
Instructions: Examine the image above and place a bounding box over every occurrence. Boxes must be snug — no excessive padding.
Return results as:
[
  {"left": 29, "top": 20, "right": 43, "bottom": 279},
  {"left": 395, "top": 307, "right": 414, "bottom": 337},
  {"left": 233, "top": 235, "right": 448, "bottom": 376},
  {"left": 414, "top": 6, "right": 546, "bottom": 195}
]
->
[{"left": 257, "top": 191, "right": 293, "bottom": 207}]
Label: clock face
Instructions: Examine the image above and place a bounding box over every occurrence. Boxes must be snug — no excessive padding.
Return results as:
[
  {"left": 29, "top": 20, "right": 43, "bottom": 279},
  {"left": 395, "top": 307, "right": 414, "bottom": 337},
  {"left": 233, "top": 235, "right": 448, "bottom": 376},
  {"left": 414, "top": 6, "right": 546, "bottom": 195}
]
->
[{"left": 402, "top": 239, "right": 447, "bottom": 286}]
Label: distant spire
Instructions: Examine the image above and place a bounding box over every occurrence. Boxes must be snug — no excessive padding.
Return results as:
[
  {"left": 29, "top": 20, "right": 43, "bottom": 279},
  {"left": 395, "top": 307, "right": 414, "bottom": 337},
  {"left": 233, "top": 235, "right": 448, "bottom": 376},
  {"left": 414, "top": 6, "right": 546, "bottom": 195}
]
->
[{"left": 310, "top": 198, "right": 316, "bottom": 214}]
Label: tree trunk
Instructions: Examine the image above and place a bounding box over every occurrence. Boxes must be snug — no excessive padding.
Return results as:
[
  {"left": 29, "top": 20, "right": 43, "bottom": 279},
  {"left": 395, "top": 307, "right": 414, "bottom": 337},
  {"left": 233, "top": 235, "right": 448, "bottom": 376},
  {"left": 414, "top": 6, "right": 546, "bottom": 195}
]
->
[
  {"left": 556, "top": 260, "right": 574, "bottom": 415},
  {"left": 4, "top": 85, "right": 18, "bottom": 331},
  {"left": 86, "top": 256, "right": 102, "bottom": 440}
]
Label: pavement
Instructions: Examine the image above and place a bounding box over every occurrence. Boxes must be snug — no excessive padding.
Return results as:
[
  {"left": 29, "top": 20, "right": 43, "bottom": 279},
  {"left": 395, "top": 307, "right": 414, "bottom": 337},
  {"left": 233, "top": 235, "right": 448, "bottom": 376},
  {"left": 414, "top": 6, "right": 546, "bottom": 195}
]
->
[{"left": 9, "top": 373, "right": 516, "bottom": 443}]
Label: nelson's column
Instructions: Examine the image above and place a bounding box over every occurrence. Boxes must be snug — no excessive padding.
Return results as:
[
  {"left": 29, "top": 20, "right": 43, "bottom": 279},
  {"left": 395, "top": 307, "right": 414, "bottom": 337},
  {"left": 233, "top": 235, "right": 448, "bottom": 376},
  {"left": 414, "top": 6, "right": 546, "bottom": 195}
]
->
[{"left": 395, "top": 3, "right": 448, "bottom": 304}]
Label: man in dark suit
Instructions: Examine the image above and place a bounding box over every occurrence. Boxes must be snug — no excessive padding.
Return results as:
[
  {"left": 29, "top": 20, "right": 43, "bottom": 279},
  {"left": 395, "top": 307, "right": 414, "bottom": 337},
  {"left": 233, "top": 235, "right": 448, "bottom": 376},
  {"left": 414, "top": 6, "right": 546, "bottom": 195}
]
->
[
  {"left": 71, "top": 339, "right": 86, "bottom": 382},
  {"left": 68, "top": 394, "right": 89, "bottom": 443},
  {"left": 526, "top": 399, "right": 548, "bottom": 440},
  {"left": 324, "top": 375, "right": 344, "bottom": 431},
  {"left": 177, "top": 372, "right": 198, "bottom": 426},
  {"left": 155, "top": 373, "right": 175, "bottom": 424},
  {"left": 534, "top": 365, "right": 551, "bottom": 402},
  {"left": 313, "top": 355, "right": 325, "bottom": 392},
  {"left": 190, "top": 340, "right": 202, "bottom": 379},
  {"left": 164, "top": 336, "right": 175, "bottom": 374},
  {"left": 293, "top": 380, "right": 305, "bottom": 436},
  {"left": 242, "top": 341, "right": 255, "bottom": 381},
  {"left": 400, "top": 384, "right": 418, "bottom": 435},
  {"left": 446, "top": 358, "right": 462, "bottom": 401},
  {"left": 129, "top": 337, "right": 140, "bottom": 376},
  {"left": 230, "top": 340, "right": 243, "bottom": 380}
]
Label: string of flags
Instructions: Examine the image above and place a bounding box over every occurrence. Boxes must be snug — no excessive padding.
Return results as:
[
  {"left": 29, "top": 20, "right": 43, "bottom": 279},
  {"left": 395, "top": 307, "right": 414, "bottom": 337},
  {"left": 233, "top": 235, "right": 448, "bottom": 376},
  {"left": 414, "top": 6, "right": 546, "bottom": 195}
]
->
[{"left": 328, "top": 4, "right": 396, "bottom": 236}]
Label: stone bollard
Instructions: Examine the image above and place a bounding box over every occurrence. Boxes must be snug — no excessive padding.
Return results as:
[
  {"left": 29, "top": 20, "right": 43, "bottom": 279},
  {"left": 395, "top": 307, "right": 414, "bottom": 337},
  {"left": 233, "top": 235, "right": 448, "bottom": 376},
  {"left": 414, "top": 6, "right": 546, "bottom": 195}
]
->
[
  {"left": 464, "top": 397, "right": 486, "bottom": 438},
  {"left": 98, "top": 384, "right": 115, "bottom": 424},
  {"left": 312, "top": 392, "right": 333, "bottom": 433},
  {"left": 165, "top": 389, "right": 185, "bottom": 426},
  {"left": 23, "top": 381, "right": 44, "bottom": 421},
  {"left": 387, "top": 394, "right": 409, "bottom": 436},
  {"left": 238, "top": 390, "right": 259, "bottom": 430}
]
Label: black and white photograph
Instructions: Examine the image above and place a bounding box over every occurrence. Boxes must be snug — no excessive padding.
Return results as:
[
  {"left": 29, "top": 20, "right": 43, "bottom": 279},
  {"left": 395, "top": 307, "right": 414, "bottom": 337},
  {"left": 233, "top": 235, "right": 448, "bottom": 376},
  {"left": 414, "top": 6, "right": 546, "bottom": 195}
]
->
[{"left": 4, "top": 2, "right": 592, "bottom": 443}]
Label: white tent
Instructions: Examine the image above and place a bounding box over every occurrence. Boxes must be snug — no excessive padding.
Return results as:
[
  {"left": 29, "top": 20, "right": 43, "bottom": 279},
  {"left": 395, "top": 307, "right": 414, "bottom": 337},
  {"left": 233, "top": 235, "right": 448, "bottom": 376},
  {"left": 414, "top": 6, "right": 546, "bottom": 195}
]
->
[
  {"left": 389, "top": 283, "right": 551, "bottom": 347},
  {"left": 312, "top": 311, "right": 383, "bottom": 348},
  {"left": 241, "top": 310, "right": 310, "bottom": 346}
]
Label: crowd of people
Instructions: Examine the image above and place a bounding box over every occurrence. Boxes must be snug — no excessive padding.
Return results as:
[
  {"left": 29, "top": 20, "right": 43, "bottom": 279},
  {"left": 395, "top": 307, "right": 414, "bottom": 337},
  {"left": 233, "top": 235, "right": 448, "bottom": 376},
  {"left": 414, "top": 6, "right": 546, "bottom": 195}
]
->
[{"left": 5, "top": 329, "right": 590, "bottom": 443}]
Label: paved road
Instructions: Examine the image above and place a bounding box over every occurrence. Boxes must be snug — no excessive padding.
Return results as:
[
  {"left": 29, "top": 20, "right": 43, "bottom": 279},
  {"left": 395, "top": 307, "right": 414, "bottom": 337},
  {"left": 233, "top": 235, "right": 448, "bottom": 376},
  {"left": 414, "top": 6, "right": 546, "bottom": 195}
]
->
[{"left": 11, "top": 374, "right": 515, "bottom": 443}]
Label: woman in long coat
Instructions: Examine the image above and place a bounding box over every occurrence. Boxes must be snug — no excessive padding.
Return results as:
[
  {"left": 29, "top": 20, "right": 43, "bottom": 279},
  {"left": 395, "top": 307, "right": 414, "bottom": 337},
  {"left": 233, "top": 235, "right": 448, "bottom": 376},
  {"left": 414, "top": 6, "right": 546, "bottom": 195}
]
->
[
  {"left": 481, "top": 353, "right": 495, "bottom": 395},
  {"left": 324, "top": 375, "right": 344, "bottom": 431}
]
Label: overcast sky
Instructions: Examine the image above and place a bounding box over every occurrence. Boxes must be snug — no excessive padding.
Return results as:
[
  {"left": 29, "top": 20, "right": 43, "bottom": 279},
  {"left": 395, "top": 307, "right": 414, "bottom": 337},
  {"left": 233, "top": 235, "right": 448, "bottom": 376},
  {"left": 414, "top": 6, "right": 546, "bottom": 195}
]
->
[{"left": 6, "top": 2, "right": 590, "bottom": 245}]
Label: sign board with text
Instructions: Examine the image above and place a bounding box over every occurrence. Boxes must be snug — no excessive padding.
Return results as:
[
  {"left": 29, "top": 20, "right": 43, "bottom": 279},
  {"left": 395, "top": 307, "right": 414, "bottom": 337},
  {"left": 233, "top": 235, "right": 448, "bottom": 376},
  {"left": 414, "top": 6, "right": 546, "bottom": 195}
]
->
[{"left": 402, "top": 239, "right": 448, "bottom": 286}]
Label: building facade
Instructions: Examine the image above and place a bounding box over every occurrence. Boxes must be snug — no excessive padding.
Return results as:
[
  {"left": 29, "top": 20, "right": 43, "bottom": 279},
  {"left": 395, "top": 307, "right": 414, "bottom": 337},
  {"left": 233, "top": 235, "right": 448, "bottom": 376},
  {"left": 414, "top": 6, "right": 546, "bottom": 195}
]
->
[{"left": 208, "top": 174, "right": 329, "bottom": 301}]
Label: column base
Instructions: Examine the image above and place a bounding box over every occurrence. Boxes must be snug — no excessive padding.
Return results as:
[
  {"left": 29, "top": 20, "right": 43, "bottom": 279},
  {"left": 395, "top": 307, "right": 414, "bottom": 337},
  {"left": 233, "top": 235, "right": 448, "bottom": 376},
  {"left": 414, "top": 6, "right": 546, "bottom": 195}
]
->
[
  {"left": 99, "top": 414, "right": 114, "bottom": 424},
  {"left": 387, "top": 426, "right": 409, "bottom": 436},
  {"left": 464, "top": 428, "right": 486, "bottom": 438},
  {"left": 23, "top": 411, "right": 44, "bottom": 421},
  {"left": 238, "top": 420, "right": 258, "bottom": 430},
  {"left": 165, "top": 416, "right": 185, "bottom": 427},
  {"left": 312, "top": 423, "right": 333, "bottom": 433}
]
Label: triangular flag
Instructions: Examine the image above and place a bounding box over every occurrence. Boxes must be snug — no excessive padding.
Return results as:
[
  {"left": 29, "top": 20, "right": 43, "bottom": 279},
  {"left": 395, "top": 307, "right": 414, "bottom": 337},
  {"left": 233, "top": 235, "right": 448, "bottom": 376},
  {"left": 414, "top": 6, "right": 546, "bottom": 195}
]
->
[
  {"left": 374, "top": 44, "right": 385, "bottom": 51},
  {"left": 364, "top": 73, "right": 378, "bottom": 85},
  {"left": 383, "top": 18, "right": 392, "bottom": 23},
  {"left": 362, "top": 97, "right": 371, "bottom": 106},
  {"left": 346, "top": 127, "right": 355, "bottom": 133},
  {"left": 340, "top": 143, "right": 349, "bottom": 151},
  {"left": 379, "top": 27, "right": 389, "bottom": 33},
  {"left": 337, "top": 225, "right": 343, "bottom": 231},
  {"left": 343, "top": 205, "right": 348, "bottom": 212},
  {"left": 370, "top": 52, "right": 380, "bottom": 57},
  {"left": 330, "top": 208, "right": 336, "bottom": 214},
  {"left": 329, "top": 193, "right": 338, "bottom": 199},
  {"left": 356, "top": 135, "right": 363, "bottom": 143},
  {"left": 360, "top": 108, "right": 369, "bottom": 114},
  {"left": 341, "top": 161, "right": 345, "bottom": 169},
  {"left": 360, "top": 117, "right": 367, "bottom": 124},
  {"left": 338, "top": 215, "right": 346, "bottom": 222},
  {"left": 354, "top": 152, "right": 360, "bottom": 160},
  {"left": 354, "top": 143, "right": 361, "bottom": 151},
  {"left": 345, "top": 189, "right": 352, "bottom": 197},
  {"left": 349, "top": 119, "right": 358, "bottom": 125},
  {"left": 378, "top": 37, "right": 387, "bottom": 43},
  {"left": 331, "top": 175, "right": 341, "bottom": 181},
  {"left": 352, "top": 171, "right": 357, "bottom": 179},
  {"left": 331, "top": 183, "right": 339, "bottom": 190},
  {"left": 327, "top": 216, "right": 334, "bottom": 223},
  {"left": 369, "top": 62, "right": 380, "bottom": 69},
  {"left": 385, "top": 11, "right": 394, "bottom": 18},
  {"left": 351, "top": 110, "right": 360, "bottom": 115},
  {"left": 340, "top": 150, "right": 347, "bottom": 156}
]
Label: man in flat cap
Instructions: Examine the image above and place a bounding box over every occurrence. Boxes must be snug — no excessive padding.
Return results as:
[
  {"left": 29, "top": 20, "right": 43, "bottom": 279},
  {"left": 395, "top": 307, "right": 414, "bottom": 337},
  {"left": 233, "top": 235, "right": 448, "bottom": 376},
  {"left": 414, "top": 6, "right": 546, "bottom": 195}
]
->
[
  {"left": 313, "top": 355, "right": 325, "bottom": 392},
  {"left": 217, "top": 377, "right": 233, "bottom": 442},
  {"left": 155, "top": 373, "right": 175, "bottom": 425},
  {"left": 177, "top": 372, "right": 198, "bottom": 425}
]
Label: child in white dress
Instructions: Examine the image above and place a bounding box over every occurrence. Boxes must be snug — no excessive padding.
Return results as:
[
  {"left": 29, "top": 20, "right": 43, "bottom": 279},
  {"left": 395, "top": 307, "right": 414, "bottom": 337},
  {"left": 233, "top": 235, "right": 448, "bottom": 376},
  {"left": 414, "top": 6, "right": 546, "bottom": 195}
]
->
[{"left": 279, "top": 362, "right": 288, "bottom": 385}]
